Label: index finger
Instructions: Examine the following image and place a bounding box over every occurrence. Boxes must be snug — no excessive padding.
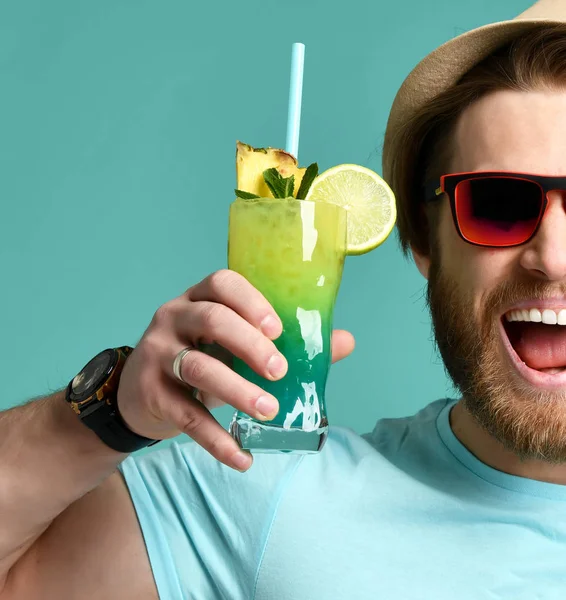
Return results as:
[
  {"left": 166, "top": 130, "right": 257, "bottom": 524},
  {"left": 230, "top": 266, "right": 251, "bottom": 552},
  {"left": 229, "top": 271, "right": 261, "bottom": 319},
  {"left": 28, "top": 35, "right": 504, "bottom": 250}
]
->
[{"left": 187, "top": 269, "right": 282, "bottom": 339}]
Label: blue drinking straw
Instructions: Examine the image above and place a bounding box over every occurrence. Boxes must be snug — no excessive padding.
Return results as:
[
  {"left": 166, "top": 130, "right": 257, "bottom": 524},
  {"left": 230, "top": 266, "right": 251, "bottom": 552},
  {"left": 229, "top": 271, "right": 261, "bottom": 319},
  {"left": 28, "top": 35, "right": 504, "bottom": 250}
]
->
[{"left": 285, "top": 43, "right": 305, "bottom": 160}]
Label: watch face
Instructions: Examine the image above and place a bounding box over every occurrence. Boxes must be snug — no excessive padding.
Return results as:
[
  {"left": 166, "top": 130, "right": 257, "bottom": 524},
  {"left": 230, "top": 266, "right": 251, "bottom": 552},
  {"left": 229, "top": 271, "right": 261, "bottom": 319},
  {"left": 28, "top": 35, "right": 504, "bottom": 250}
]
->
[{"left": 71, "top": 349, "right": 115, "bottom": 400}]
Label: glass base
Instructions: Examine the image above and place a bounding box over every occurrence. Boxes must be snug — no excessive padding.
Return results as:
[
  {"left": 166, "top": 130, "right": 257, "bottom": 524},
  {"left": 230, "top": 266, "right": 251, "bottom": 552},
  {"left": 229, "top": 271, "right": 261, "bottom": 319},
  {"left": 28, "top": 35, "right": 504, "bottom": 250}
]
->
[{"left": 230, "top": 414, "right": 329, "bottom": 454}]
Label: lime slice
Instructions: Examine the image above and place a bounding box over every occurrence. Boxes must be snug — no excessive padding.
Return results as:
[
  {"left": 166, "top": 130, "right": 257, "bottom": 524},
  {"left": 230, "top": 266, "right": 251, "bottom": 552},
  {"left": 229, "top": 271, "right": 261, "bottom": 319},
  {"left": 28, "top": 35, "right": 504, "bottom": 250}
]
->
[{"left": 305, "top": 164, "right": 396, "bottom": 255}]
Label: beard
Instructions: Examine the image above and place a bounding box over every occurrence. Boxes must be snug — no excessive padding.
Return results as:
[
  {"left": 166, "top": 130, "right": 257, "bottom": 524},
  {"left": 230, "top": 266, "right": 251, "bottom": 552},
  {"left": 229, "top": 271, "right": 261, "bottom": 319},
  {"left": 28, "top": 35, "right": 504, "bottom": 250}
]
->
[{"left": 427, "top": 256, "right": 566, "bottom": 463}]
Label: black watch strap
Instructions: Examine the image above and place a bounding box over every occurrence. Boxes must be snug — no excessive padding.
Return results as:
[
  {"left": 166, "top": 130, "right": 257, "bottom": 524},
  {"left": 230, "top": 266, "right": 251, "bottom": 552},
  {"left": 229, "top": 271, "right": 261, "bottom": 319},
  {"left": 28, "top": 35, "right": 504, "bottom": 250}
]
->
[{"left": 79, "top": 395, "right": 160, "bottom": 453}]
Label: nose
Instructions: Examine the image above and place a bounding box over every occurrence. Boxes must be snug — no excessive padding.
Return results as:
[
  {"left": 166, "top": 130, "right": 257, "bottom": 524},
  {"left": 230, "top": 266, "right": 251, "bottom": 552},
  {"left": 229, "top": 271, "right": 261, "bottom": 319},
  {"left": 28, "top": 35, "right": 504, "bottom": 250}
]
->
[{"left": 519, "top": 190, "right": 566, "bottom": 280}]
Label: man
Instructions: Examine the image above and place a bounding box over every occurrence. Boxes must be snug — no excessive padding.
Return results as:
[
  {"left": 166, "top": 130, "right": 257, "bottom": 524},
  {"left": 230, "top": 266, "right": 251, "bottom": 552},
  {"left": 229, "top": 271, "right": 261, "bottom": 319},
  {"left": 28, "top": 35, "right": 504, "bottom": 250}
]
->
[{"left": 2, "top": 1, "right": 566, "bottom": 598}]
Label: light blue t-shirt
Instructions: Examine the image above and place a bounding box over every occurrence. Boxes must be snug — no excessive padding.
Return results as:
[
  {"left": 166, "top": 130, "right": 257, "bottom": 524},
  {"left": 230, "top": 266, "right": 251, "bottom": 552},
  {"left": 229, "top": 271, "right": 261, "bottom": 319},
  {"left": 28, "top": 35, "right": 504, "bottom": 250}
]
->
[{"left": 119, "top": 398, "right": 566, "bottom": 599}]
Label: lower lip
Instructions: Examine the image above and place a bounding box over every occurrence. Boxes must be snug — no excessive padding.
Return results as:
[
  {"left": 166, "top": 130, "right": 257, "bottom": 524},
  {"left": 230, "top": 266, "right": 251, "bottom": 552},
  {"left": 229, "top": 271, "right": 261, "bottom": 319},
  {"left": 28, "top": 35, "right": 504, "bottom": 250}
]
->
[{"left": 499, "top": 320, "right": 566, "bottom": 389}]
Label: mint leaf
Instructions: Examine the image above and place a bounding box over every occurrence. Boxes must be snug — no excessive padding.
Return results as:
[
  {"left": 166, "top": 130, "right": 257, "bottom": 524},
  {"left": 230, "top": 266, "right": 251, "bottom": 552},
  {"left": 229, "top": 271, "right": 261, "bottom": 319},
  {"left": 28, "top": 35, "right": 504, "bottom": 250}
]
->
[
  {"left": 296, "top": 163, "right": 319, "bottom": 199},
  {"left": 263, "top": 168, "right": 295, "bottom": 198},
  {"left": 235, "top": 189, "right": 260, "bottom": 199}
]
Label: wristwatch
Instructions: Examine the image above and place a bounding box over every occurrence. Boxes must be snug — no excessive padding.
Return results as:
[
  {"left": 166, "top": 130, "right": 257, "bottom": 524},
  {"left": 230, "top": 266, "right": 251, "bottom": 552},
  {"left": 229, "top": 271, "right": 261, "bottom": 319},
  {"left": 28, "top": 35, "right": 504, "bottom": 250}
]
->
[{"left": 65, "top": 346, "right": 159, "bottom": 453}]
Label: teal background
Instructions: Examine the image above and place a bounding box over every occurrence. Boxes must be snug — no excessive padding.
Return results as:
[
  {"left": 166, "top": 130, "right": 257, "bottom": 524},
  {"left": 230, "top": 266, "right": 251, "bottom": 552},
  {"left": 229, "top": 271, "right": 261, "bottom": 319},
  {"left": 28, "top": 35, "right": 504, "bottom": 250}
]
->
[{"left": 0, "top": 1, "right": 532, "bottom": 443}]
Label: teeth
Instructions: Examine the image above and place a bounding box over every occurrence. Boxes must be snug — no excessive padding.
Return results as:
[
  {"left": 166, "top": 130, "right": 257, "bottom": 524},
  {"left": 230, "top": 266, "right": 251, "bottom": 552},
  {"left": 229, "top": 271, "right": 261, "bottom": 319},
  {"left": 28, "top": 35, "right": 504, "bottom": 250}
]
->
[
  {"left": 543, "top": 309, "right": 557, "bottom": 325},
  {"left": 505, "top": 308, "right": 566, "bottom": 325}
]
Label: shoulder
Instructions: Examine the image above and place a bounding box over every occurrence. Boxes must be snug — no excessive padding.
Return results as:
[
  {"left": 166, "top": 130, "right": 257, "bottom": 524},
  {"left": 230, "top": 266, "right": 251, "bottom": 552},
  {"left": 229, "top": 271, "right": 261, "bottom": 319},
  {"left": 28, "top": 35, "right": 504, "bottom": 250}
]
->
[
  {"left": 119, "top": 398, "right": 454, "bottom": 509},
  {"left": 309, "top": 398, "right": 453, "bottom": 461},
  {"left": 361, "top": 398, "right": 452, "bottom": 450},
  {"left": 120, "top": 435, "right": 304, "bottom": 501},
  {"left": 118, "top": 439, "right": 305, "bottom": 599}
]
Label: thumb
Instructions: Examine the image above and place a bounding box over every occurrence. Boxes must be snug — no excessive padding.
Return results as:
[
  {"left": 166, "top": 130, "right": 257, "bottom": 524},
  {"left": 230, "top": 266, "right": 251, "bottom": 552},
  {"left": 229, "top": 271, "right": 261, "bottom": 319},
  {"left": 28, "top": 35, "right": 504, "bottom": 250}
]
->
[{"left": 331, "top": 329, "right": 355, "bottom": 363}]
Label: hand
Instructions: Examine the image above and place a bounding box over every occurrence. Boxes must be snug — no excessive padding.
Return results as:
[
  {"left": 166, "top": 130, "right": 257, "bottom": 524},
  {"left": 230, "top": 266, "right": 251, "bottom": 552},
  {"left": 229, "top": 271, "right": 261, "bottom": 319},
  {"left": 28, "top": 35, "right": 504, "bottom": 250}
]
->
[{"left": 117, "top": 270, "right": 355, "bottom": 471}]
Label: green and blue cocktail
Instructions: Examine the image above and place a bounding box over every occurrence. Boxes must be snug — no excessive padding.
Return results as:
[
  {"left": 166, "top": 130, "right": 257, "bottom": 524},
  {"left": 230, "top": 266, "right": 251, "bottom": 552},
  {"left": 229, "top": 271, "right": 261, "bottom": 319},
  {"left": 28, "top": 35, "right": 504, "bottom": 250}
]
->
[
  {"left": 228, "top": 197, "right": 347, "bottom": 453},
  {"left": 225, "top": 44, "right": 396, "bottom": 453}
]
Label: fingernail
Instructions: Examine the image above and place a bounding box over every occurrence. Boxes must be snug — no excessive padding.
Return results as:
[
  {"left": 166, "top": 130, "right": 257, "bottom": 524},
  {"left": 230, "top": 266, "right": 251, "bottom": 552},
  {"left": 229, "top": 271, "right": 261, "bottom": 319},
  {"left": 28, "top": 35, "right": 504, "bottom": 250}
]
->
[
  {"left": 255, "top": 395, "right": 279, "bottom": 419},
  {"left": 267, "top": 353, "right": 286, "bottom": 379},
  {"left": 260, "top": 315, "right": 282, "bottom": 339},
  {"left": 232, "top": 451, "right": 252, "bottom": 471}
]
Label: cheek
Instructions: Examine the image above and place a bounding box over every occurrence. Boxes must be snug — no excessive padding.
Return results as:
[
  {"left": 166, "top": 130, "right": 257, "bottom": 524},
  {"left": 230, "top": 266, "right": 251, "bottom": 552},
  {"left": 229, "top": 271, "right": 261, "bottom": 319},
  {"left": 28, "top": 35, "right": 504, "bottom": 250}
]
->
[
  {"left": 436, "top": 203, "right": 521, "bottom": 317},
  {"left": 439, "top": 217, "right": 502, "bottom": 300},
  {"left": 438, "top": 210, "right": 472, "bottom": 272}
]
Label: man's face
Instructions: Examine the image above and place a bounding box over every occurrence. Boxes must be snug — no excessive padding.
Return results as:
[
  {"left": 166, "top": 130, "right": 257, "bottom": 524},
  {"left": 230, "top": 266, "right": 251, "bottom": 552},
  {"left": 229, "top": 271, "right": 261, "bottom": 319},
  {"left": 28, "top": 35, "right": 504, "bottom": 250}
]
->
[{"left": 417, "top": 89, "right": 566, "bottom": 462}]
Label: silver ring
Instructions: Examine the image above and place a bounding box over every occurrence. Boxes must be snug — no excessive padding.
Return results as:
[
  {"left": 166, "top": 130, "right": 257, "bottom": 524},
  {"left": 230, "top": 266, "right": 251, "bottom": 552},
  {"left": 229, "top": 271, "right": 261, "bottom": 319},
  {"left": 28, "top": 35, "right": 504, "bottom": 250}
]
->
[{"left": 173, "top": 346, "right": 195, "bottom": 385}]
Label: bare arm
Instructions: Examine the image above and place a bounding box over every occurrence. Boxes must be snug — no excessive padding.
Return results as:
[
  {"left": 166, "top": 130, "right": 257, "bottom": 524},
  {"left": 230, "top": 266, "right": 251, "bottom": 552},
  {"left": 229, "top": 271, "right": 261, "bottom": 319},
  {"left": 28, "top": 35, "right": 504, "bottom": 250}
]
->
[
  {"left": 0, "top": 271, "right": 354, "bottom": 598},
  {"left": 0, "top": 392, "right": 156, "bottom": 599},
  {"left": 4, "top": 471, "right": 157, "bottom": 599}
]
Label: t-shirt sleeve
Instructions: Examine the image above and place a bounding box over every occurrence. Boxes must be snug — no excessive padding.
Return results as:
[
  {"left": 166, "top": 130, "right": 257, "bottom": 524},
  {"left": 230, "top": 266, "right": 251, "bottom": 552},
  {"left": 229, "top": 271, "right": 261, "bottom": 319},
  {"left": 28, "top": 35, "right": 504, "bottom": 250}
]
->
[{"left": 118, "top": 438, "right": 303, "bottom": 600}]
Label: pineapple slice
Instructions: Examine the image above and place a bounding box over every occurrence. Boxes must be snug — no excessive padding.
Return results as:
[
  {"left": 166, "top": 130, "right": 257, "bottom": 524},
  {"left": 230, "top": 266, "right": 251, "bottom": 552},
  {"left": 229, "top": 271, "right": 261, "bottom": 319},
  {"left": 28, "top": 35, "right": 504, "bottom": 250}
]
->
[{"left": 236, "top": 141, "right": 306, "bottom": 198}]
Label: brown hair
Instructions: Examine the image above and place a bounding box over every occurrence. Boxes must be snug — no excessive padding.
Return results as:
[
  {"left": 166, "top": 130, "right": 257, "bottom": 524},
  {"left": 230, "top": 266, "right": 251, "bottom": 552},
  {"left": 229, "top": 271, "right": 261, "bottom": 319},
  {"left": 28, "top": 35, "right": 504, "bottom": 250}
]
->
[{"left": 390, "top": 24, "right": 566, "bottom": 259}]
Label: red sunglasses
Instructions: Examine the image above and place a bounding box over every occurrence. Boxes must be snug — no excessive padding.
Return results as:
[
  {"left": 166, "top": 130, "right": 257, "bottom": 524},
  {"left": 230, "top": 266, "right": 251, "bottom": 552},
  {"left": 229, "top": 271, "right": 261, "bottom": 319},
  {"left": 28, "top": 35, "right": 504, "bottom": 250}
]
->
[{"left": 423, "top": 171, "right": 566, "bottom": 248}]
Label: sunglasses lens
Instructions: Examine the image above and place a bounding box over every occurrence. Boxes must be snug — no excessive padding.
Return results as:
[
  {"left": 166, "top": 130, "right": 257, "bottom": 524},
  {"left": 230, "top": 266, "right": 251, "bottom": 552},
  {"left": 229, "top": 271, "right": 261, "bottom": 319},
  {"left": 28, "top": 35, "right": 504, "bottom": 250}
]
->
[{"left": 455, "top": 177, "right": 543, "bottom": 246}]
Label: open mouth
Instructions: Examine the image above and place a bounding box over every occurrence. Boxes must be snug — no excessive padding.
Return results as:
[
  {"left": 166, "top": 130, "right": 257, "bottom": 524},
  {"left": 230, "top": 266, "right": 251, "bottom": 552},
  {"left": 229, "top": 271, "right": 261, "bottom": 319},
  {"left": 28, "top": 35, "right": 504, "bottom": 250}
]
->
[{"left": 501, "top": 308, "right": 566, "bottom": 385}]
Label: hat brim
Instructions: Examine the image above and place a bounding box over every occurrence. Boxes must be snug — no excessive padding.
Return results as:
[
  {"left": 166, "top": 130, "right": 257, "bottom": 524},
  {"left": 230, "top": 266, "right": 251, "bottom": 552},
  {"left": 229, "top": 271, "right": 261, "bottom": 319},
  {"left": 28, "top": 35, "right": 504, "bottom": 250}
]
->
[{"left": 382, "top": 18, "right": 565, "bottom": 182}]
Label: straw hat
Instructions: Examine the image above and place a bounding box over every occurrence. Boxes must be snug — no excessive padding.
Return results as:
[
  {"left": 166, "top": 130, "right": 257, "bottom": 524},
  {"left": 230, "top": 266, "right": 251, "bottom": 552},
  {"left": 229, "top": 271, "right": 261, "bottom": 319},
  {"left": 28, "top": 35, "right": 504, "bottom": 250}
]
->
[{"left": 382, "top": 0, "right": 566, "bottom": 185}]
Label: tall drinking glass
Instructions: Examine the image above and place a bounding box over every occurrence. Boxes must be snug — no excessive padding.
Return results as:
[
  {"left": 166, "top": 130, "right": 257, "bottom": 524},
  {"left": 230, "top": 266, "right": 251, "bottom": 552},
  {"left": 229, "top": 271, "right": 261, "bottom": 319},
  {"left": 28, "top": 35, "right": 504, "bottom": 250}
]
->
[{"left": 228, "top": 197, "right": 347, "bottom": 453}]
